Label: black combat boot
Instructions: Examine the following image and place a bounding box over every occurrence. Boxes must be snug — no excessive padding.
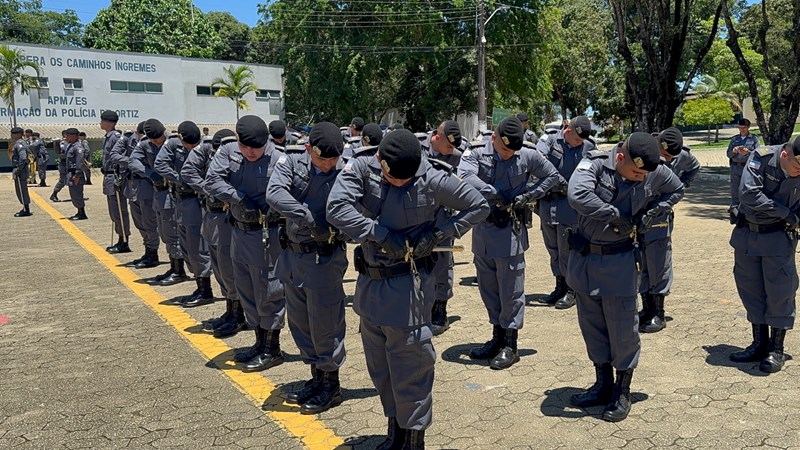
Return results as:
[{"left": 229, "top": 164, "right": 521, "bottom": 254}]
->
[
  {"left": 134, "top": 248, "right": 160, "bottom": 269},
  {"left": 49, "top": 192, "right": 59, "bottom": 202},
  {"left": 759, "top": 328, "right": 787, "bottom": 373},
  {"left": 203, "top": 299, "right": 232, "bottom": 331},
  {"left": 554, "top": 288, "right": 576, "bottom": 309},
  {"left": 175, "top": 278, "right": 200, "bottom": 306},
  {"left": 469, "top": 325, "right": 505, "bottom": 360},
  {"left": 14, "top": 205, "right": 32, "bottom": 217},
  {"left": 640, "top": 294, "right": 666, "bottom": 333},
  {"left": 570, "top": 363, "right": 614, "bottom": 407},
  {"left": 150, "top": 257, "right": 175, "bottom": 281},
  {"left": 538, "top": 275, "right": 567, "bottom": 305},
  {"left": 243, "top": 329, "right": 285, "bottom": 371},
  {"left": 301, "top": 370, "right": 343, "bottom": 414},
  {"left": 287, "top": 365, "right": 322, "bottom": 404},
  {"left": 602, "top": 369, "right": 633, "bottom": 422},
  {"left": 430, "top": 301, "right": 449, "bottom": 336},
  {"left": 106, "top": 237, "right": 131, "bottom": 254},
  {"left": 69, "top": 207, "right": 87, "bottom": 220},
  {"left": 375, "top": 417, "right": 404, "bottom": 450},
  {"left": 213, "top": 300, "right": 246, "bottom": 338},
  {"left": 38, "top": 181, "right": 47, "bottom": 187},
  {"left": 400, "top": 429, "right": 425, "bottom": 450},
  {"left": 638, "top": 293, "right": 653, "bottom": 322},
  {"left": 490, "top": 328, "right": 520, "bottom": 370},
  {"left": 183, "top": 277, "right": 214, "bottom": 307},
  {"left": 730, "top": 323, "right": 769, "bottom": 362},
  {"left": 159, "top": 258, "right": 190, "bottom": 286},
  {"left": 234, "top": 327, "right": 267, "bottom": 363}
]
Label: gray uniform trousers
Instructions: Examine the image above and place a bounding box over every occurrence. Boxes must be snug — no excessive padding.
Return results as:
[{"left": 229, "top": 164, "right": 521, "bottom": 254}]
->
[
  {"left": 230, "top": 225, "right": 286, "bottom": 330},
  {"left": 37, "top": 161, "right": 46, "bottom": 184},
  {"left": 202, "top": 210, "right": 237, "bottom": 301},
  {"left": 732, "top": 228, "right": 798, "bottom": 330},
  {"left": 730, "top": 164, "right": 745, "bottom": 206},
  {"left": 68, "top": 174, "right": 85, "bottom": 208},
  {"left": 432, "top": 235, "right": 455, "bottom": 301},
  {"left": 474, "top": 253, "right": 526, "bottom": 329},
  {"left": 131, "top": 179, "right": 160, "bottom": 250},
  {"left": 103, "top": 175, "right": 130, "bottom": 237},
  {"left": 153, "top": 190, "right": 182, "bottom": 259},
  {"left": 639, "top": 216, "right": 674, "bottom": 295},
  {"left": 575, "top": 292, "right": 641, "bottom": 370},
  {"left": 541, "top": 222, "right": 572, "bottom": 278},
  {"left": 175, "top": 197, "right": 211, "bottom": 277},
  {"left": 53, "top": 161, "right": 67, "bottom": 195},
  {"left": 13, "top": 167, "right": 30, "bottom": 206},
  {"left": 276, "top": 246, "right": 348, "bottom": 372}
]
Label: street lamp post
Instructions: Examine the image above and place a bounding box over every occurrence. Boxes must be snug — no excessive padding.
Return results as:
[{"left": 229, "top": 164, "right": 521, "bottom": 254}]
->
[{"left": 477, "top": 0, "right": 509, "bottom": 132}]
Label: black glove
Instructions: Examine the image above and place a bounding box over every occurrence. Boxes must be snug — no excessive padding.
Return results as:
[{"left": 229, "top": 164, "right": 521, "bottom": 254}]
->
[
  {"left": 413, "top": 228, "right": 445, "bottom": 259},
  {"left": 728, "top": 205, "right": 739, "bottom": 225},
  {"left": 512, "top": 192, "right": 534, "bottom": 210},
  {"left": 611, "top": 216, "right": 634, "bottom": 236},
  {"left": 380, "top": 232, "right": 407, "bottom": 260},
  {"left": 786, "top": 213, "right": 800, "bottom": 231},
  {"left": 638, "top": 205, "right": 671, "bottom": 231},
  {"left": 311, "top": 222, "right": 333, "bottom": 243},
  {"left": 241, "top": 196, "right": 259, "bottom": 212}
]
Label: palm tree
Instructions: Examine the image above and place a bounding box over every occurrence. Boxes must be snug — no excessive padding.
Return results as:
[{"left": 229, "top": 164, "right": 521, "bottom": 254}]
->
[
  {"left": 693, "top": 75, "right": 742, "bottom": 142},
  {"left": 0, "top": 45, "right": 43, "bottom": 127},
  {"left": 211, "top": 65, "right": 259, "bottom": 121}
]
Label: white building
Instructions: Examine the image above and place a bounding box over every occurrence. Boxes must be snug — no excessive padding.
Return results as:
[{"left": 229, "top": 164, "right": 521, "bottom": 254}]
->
[{"left": 1, "top": 42, "right": 283, "bottom": 146}]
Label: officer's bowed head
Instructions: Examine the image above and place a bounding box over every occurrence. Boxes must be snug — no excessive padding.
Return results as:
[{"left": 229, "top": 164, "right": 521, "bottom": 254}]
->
[
  {"left": 10, "top": 126, "right": 23, "bottom": 138},
  {"left": 143, "top": 118, "right": 167, "bottom": 146},
  {"left": 361, "top": 123, "right": 383, "bottom": 147},
  {"left": 178, "top": 121, "right": 201, "bottom": 148},
  {"left": 307, "top": 121, "right": 343, "bottom": 173},
  {"left": 493, "top": 116, "right": 524, "bottom": 157},
  {"left": 431, "top": 120, "right": 462, "bottom": 155},
  {"left": 779, "top": 135, "right": 800, "bottom": 177},
  {"left": 378, "top": 128, "right": 422, "bottom": 186},
  {"left": 617, "top": 132, "right": 661, "bottom": 182},
  {"left": 268, "top": 120, "right": 287, "bottom": 142},
  {"left": 212, "top": 129, "right": 236, "bottom": 150},
  {"left": 658, "top": 127, "right": 683, "bottom": 161},
  {"left": 236, "top": 115, "right": 269, "bottom": 161}
]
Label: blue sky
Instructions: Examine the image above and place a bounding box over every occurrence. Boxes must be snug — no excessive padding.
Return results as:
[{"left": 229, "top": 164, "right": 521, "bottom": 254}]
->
[{"left": 41, "top": 0, "right": 266, "bottom": 27}]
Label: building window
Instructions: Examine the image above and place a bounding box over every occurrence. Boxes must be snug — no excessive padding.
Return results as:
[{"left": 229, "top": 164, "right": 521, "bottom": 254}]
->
[
  {"left": 37, "top": 77, "right": 49, "bottom": 88},
  {"left": 110, "top": 80, "right": 163, "bottom": 94},
  {"left": 196, "top": 85, "right": 221, "bottom": 96},
  {"left": 63, "top": 78, "right": 83, "bottom": 90},
  {"left": 256, "top": 89, "right": 281, "bottom": 99}
]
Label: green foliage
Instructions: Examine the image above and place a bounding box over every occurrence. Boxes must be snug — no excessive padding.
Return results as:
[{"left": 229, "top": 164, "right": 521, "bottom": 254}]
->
[
  {"left": 206, "top": 11, "right": 252, "bottom": 62},
  {"left": 211, "top": 65, "right": 259, "bottom": 120},
  {"left": 83, "top": 0, "right": 224, "bottom": 59},
  {"left": 679, "top": 95, "right": 733, "bottom": 144},
  {"left": 0, "top": 0, "right": 83, "bottom": 46},
  {"left": 0, "top": 44, "right": 43, "bottom": 127}
]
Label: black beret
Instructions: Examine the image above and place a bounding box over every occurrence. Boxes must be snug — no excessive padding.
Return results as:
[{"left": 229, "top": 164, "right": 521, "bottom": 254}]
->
[
  {"left": 136, "top": 121, "right": 145, "bottom": 134},
  {"left": 440, "top": 120, "right": 462, "bottom": 147},
  {"left": 268, "top": 120, "right": 286, "bottom": 139},
  {"left": 236, "top": 115, "right": 268, "bottom": 148},
  {"left": 101, "top": 110, "right": 119, "bottom": 123},
  {"left": 32, "top": 132, "right": 40, "bottom": 137},
  {"left": 391, "top": 123, "right": 404, "bottom": 131},
  {"left": 350, "top": 117, "right": 365, "bottom": 131},
  {"left": 143, "top": 119, "right": 165, "bottom": 139},
  {"left": 496, "top": 117, "right": 524, "bottom": 151},
  {"left": 516, "top": 112, "right": 529, "bottom": 122},
  {"left": 212, "top": 129, "right": 236, "bottom": 150},
  {"left": 24, "top": 128, "right": 32, "bottom": 134},
  {"left": 309, "top": 122, "right": 344, "bottom": 158},
  {"left": 658, "top": 127, "right": 684, "bottom": 156},
  {"left": 570, "top": 116, "right": 592, "bottom": 139},
  {"left": 626, "top": 132, "right": 661, "bottom": 172},
  {"left": 791, "top": 135, "right": 800, "bottom": 157},
  {"left": 65, "top": 128, "right": 79, "bottom": 136},
  {"left": 361, "top": 123, "right": 383, "bottom": 147},
  {"left": 10, "top": 127, "right": 23, "bottom": 134},
  {"left": 177, "top": 121, "right": 201, "bottom": 145},
  {"left": 738, "top": 118, "right": 751, "bottom": 126},
  {"left": 378, "top": 129, "right": 422, "bottom": 179}
]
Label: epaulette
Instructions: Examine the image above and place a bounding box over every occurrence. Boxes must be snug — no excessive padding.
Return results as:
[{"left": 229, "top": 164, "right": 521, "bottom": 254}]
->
[
  {"left": 414, "top": 132, "right": 428, "bottom": 142},
  {"left": 587, "top": 149, "right": 609, "bottom": 159},
  {"left": 522, "top": 140, "right": 537, "bottom": 149},
  {"left": 346, "top": 136, "right": 361, "bottom": 144},
  {"left": 428, "top": 158, "right": 455, "bottom": 174},
  {"left": 682, "top": 146, "right": 692, "bottom": 153},
  {"left": 757, "top": 146, "right": 771, "bottom": 156},
  {"left": 284, "top": 144, "right": 305, "bottom": 154},
  {"left": 469, "top": 139, "right": 484, "bottom": 148},
  {"left": 123, "top": 130, "right": 134, "bottom": 136},
  {"left": 353, "top": 145, "right": 378, "bottom": 157}
]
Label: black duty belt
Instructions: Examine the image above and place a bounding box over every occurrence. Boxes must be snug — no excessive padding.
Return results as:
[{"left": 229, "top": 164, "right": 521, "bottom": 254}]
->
[
  {"left": 101, "top": 169, "right": 114, "bottom": 175},
  {"left": 353, "top": 245, "right": 436, "bottom": 280},
  {"left": 737, "top": 218, "right": 785, "bottom": 233},
  {"left": 153, "top": 184, "right": 169, "bottom": 191},
  {"left": 229, "top": 216, "right": 262, "bottom": 231},
  {"left": 205, "top": 204, "right": 225, "bottom": 213},
  {"left": 287, "top": 241, "right": 319, "bottom": 254},
  {"left": 174, "top": 190, "right": 198, "bottom": 200},
  {"left": 730, "top": 161, "right": 747, "bottom": 167},
  {"left": 587, "top": 238, "right": 635, "bottom": 255}
]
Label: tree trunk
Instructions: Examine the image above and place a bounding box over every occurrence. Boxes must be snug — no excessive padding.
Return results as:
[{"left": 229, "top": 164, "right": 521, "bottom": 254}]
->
[
  {"left": 11, "top": 95, "right": 16, "bottom": 128},
  {"left": 715, "top": 123, "right": 719, "bottom": 143},
  {"left": 707, "top": 124, "right": 711, "bottom": 145}
]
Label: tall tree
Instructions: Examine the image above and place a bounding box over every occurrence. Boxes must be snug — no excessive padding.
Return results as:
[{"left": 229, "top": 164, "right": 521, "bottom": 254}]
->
[
  {"left": 206, "top": 11, "right": 252, "bottom": 61},
  {"left": 722, "top": 0, "right": 800, "bottom": 145},
  {"left": 608, "top": 0, "right": 724, "bottom": 132},
  {"left": 84, "top": 0, "right": 223, "bottom": 59},
  {"left": 211, "top": 65, "right": 259, "bottom": 121},
  {"left": 679, "top": 94, "right": 733, "bottom": 144},
  {"left": 0, "top": 0, "right": 83, "bottom": 46},
  {"left": 0, "top": 44, "right": 43, "bottom": 127}
]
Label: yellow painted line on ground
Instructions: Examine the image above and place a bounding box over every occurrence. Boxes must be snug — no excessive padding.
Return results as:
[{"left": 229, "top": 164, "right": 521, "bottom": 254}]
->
[{"left": 28, "top": 189, "right": 346, "bottom": 450}]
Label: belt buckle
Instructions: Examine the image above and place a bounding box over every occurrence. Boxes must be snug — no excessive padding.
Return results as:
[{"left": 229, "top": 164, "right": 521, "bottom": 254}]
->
[{"left": 748, "top": 223, "right": 760, "bottom": 232}]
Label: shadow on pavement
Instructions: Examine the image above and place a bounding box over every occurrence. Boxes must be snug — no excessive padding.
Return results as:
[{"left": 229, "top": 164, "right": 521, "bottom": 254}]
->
[
  {"left": 458, "top": 276, "right": 477, "bottom": 287},
  {"left": 441, "top": 343, "right": 537, "bottom": 366},
  {"left": 541, "top": 387, "right": 649, "bottom": 419},
  {"left": 337, "top": 434, "right": 383, "bottom": 449},
  {"left": 205, "top": 349, "right": 303, "bottom": 372},
  {"left": 702, "top": 344, "right": 789, "bottom": 376},
  {"left": 681, "top": 174, "right": 732, "bottom": 221}
]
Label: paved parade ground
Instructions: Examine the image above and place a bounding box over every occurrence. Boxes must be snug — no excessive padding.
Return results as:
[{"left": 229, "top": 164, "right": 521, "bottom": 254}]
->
[{"left": 2, "top": 148, "right": 799, "bottom": 449}]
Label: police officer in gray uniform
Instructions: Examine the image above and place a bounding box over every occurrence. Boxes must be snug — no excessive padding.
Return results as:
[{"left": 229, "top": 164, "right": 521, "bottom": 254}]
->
[
  {"left": 129, "top": 119, "right": 188, "bottom": 283},
  {"left": 517, "top": 113, "right": 538, "bottom": 143},
  {"left": 182, "top": 129, "right": 246, "bottom": 336},
  {"left": 420, "top": 120, "right": 464, "bottom": 335},
  {"left": 267, "top": 120, "right": 288, "bottom": 153},
  {"left": 727, "top": 118, "right": 760, "bottom": 211},
  {"left": 566, "top": 133, "right": 684, "bottom": 422},
  {"left": 327, "top": 129, "right": 488, "bottom": 450},
  {"left": 79, "top": 132, "right": 92, "bottom": 185},
  {"left": 728, "top": 136, "right": 800, "bottom": 374},
  {"left": 50, "top": 130, "right": 68, "bottom": 202},
  {"left": 64, "top": 128, "right": 88, "bottom": 220},
  {"left": 155, "top": 121, "right": 214, "bottom": 305},
  {"left": 113, "top": 122, "right": 161, "bottom": 268},
  {"left": 99, "top": 111, "right": 132, "bottom": 253},
  {"left": 10, "top": 127, "right": 32, "bottom": 217},
  {"left": 205, "top": 115, "right": 287, "bottom": 372},
  {"left": 458, "top": 117, "right": 561, "bottom": 370},
  {"left": 534, "top": 116, "right": 595, "bottom": 309},
  {"left": 267, "top": 122, "right": 348, "bottom": 414},
  {"left": 341, "top": 122, "right": 381, "bottom": 163},
  {"left": 30, "top": 132, "right": 48, "bottom": 187},
  {"left": 637, "top": 128, "right": 699, "bottom": 332}
]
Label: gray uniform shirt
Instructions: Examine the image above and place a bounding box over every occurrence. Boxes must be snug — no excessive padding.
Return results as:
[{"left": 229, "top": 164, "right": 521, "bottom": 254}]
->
[
  {"left": 65, "top": 141, "right": 84, "bottom": 176},
  {"left": 535, "top": 130, "right": 595, "bottom": 225},
  {"left": 668, "top": 147, "right": 701, "bottom": 188},
  {"left": 129, "top": 138, "right": 172, "bottom": 210},
  {"left": 154, "top": 138, "right": 194, "bottom": 194},
  {"left": 11, "top": 138, "right": 30, "bottom": 173},
  {"left": 30, "top": 139, "right": 47, "bottom": 165},
  {"left": 180, "top": 142, "right": 215, "bottom": 196},
  {"left": 727, "top": 133, "right": 760, "bottom": 166}
]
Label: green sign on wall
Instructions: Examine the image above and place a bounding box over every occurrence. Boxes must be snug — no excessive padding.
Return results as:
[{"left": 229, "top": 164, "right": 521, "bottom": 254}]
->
[{"left": 491, "top": 107, "right": 513, "bottom": 127}]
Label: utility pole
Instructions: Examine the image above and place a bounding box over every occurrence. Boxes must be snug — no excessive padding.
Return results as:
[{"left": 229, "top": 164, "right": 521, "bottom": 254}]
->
[{"left": 477, "top": 0, "right": 487, "bottom": 132}]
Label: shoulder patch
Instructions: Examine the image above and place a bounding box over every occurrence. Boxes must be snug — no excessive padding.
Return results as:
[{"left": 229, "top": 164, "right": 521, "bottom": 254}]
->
[
  {"left": 462, "top": 149, "right": 472, "bottom": 158},
  {"left": 343, "top": 162, "right": 353, "bottom": 171},
  {"left": 757, "top": 147, "right": 771, "bottom": 156},
  {"left": 428, "top": 158, "right": 455, "bottom": 174},
  {"left": 277, "top": 155, "right": 287, "bottom": 164},
  {"left": 577, "top": 159, "right": 593, "bottom": 170},
  {"left": 229, "top": 153, "right": 243, "bottom": 164},
  {"left": 748, "top": 158, "right": 761, "bottom": 170}
]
